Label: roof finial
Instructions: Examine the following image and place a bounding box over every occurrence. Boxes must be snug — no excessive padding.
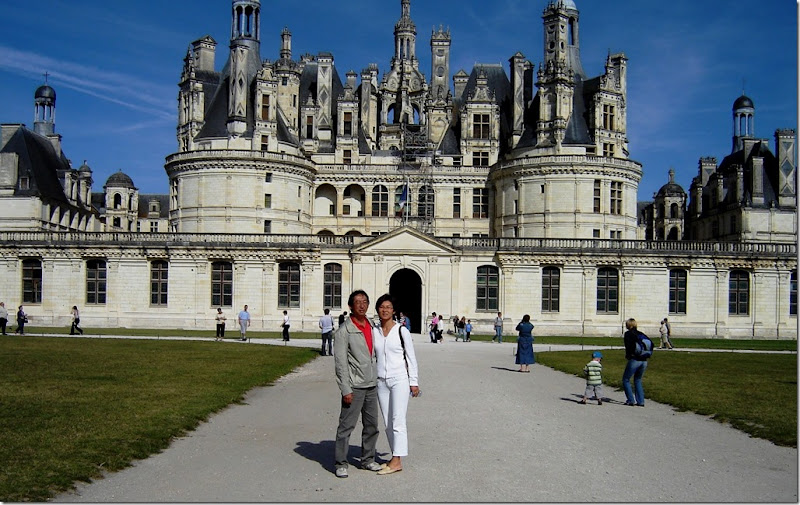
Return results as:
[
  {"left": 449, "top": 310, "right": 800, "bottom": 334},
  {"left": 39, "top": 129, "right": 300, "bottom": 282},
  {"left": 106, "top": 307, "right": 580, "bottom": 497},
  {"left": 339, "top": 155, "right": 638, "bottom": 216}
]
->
[{"left": 43, "top": 71, "right": 49, "bottom": 84}]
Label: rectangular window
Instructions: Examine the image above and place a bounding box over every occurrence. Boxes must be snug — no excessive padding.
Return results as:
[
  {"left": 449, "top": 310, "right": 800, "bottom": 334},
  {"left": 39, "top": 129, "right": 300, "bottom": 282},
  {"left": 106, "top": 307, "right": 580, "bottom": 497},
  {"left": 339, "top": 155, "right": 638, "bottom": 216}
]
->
[
  {"left": 264, "top": 220, "right": 271, "bottom": 233},
  {"left": 610, "top": 181, "right": 622, "bottom": 215},
  {"left": 279, "top": 263, "right": 301, "bottom": 308},
  {"left": 610, "top": 230, "right": 621, "bottom": 239},
  {"left": 596, "top": 267, "right": 618, "bottom": 313},
  {"left": 602, "top": 104, "right": 615, "bottom": 130},
  {"left": 474, "top": 151, "right": 490, "bottom": 167},
  {"left": 343, "top": 149, "right": 352, "bottom": 165},
  {"left": 669, "top": 269, "right": 687, "bottom": 314},
  {"left": 264, "top": 194, "right": 272, "bottom": 208},
  {"left": 542, "top": 266, "right": 560, "bottom": 312},
  {"left": 473, "top": 113, "right": 490, "bottom": 139},
  {"left": 729, "top": 270, "right": 749, "bottom": 315},
  {"left": 306, "top": 116, "right": 314, "bottom": 138},
  {"left": 791, "top": 271, "right": 797, "bottom": 316},
  {"left": 453, "top": 157, "right": 462, "bottom": 167},
  {"left": 261, "top": 94, "right": 270, "bottom": 121},
  {"left": 86, "top": 259, "right": 107, "bottom": 305},
  {"left": 343, "top": 112, "right": 352, "bottom": 136},
  {"left": 265, "top": 173, "right": 272, "bottom": 183},
  {"left": 476, "top": 266, "right": 499, "bottom": 311},
  {"left": 453, "top": 188, "right": 461, "bottom": 218},
  {"left": 472, "top": 188, "right": 488, "bottom": 218},
  {"left": 211, "top": 262, "right": 233, "bottom": 307},
  {"left": 603, "top": 143, "right": 615, "bottom": 157},
  {"left": 261, "top": 135, "right": 269, "bottom": 151},
  {"left": 150, "top": 260, "right": 168, "bottom": 306},
  {"left": 323, "top": 263, "right": 342, "bottom": 308},
  {"left": 20, "top": 177, "right": 29, "bottom": 190},
  {"left": 593, "top": 229, "right": 600, "bottom": 238},
  {"left": 150, "top": 221, "right": 158, "bottom": 233},
  {"left": 22, "top": 259, "right": 42, "bottom": 304},
  {"left": 593, "top": 179, "right": 601, "bottom": 213}
]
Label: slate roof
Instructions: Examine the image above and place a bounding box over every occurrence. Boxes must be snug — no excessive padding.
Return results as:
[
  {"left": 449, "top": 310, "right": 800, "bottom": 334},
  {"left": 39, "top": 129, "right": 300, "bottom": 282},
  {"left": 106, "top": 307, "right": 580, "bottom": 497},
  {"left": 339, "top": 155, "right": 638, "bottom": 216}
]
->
[
  {"left": 138, "top": 194, "right": 170, "bottom": 218},
  {"left": 716, "top": 141, "right": 780, "bottom": 207},
  {"left": 0, "top": 126, "right": 69, "bottom": 204}
]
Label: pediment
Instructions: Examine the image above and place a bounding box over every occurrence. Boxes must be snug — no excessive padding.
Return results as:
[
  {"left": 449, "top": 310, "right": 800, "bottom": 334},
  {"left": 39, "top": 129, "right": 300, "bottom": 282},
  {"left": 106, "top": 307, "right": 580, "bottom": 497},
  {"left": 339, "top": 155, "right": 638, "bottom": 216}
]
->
[{"left": 353, "top": 226, "right": 457, "bottom": 256}]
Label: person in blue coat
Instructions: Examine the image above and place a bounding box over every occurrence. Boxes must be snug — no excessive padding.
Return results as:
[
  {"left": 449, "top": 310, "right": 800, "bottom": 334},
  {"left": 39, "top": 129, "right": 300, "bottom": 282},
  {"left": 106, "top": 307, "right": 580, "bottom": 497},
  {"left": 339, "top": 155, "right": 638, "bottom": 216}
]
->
[{"left": 515, "top": 314, "right": 535, "bottom": 372}]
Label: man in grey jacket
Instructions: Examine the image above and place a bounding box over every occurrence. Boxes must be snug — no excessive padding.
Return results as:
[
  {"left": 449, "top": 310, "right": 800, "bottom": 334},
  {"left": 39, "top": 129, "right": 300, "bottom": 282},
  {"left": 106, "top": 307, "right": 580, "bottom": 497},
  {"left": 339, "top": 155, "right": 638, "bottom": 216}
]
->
[{"left": 333, "top": 290, "right": 382, "bottom": 478}]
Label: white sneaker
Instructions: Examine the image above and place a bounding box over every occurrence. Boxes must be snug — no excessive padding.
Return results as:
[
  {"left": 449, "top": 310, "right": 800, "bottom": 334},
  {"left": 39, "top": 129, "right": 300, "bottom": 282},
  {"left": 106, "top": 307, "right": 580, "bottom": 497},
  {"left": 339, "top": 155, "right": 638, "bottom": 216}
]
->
[{"left": 335, "top": 467, "right": 348, "bottom": 478}]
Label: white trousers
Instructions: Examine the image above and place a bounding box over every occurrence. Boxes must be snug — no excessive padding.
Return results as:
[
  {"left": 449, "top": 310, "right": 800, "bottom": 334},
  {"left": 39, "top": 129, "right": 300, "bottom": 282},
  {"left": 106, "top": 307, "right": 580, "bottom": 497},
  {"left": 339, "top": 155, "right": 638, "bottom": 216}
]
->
[{"left": 377, "top": 375, "right": 410, "bottom": 457}]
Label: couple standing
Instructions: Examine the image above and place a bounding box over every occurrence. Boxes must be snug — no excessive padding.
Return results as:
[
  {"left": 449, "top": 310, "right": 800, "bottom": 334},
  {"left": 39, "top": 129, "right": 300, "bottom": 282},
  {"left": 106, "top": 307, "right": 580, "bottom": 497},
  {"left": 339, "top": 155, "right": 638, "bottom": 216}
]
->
[{"left": 333, "top": 290, "right": 420, "bottom": 478}]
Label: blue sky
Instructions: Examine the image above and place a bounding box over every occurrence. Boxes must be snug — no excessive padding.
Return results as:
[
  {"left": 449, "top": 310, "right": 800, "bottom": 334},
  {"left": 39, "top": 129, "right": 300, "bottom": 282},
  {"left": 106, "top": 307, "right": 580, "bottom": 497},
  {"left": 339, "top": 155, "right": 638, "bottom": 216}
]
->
[{"left": 0, "top": 0, "right": 796, "bottom": 201}]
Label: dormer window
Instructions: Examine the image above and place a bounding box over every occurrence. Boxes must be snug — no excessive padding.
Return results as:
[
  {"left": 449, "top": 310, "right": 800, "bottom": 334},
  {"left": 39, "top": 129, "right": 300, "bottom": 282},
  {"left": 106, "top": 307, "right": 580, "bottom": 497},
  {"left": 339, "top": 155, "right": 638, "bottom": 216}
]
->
[{"left": 19, "top": 177, "right": 29, "bottom": 190}]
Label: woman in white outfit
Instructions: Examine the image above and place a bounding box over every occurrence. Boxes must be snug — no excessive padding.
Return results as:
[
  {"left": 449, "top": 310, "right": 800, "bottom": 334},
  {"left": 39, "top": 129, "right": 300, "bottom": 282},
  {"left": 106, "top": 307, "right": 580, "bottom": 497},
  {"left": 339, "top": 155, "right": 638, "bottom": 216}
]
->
[{"left": 372, "top": 293, "right": 420, "bottom": 475}]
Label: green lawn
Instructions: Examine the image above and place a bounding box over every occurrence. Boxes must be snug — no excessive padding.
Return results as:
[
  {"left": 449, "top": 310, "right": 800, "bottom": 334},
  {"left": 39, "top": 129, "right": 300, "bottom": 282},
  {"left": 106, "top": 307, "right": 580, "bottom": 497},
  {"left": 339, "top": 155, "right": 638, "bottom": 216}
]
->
[
  {"left": 0, "top": 336, "right": 317, "bottom": 502},
  {"left": 536, "top": 350, "right": 798, "bottom": 447}
]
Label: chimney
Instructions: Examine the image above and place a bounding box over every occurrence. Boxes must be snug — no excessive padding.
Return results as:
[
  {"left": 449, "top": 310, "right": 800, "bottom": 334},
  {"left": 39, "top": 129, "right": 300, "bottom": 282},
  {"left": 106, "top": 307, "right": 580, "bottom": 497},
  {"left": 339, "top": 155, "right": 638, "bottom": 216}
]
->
[{"left": 192, "top": 36, "right": 217, "bottom": 72}]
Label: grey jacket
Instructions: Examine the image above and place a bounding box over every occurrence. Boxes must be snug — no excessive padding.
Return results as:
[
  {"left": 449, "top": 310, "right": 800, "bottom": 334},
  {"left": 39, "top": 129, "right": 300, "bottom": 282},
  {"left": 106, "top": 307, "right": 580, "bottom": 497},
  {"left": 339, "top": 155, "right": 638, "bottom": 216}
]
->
[{"left": 334, "top": 317, "right": 377, "bottom": 396}]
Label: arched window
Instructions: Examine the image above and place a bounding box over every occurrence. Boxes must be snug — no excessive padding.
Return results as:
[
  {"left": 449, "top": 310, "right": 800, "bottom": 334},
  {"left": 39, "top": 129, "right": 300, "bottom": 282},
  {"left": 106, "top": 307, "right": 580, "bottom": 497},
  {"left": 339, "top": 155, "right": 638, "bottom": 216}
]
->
[
  {"left": 541, "top": 266, "right": 560, "bottom": 312},
  {"left": 728, "top": 270, "right": 749, "bottom": 315},
  {"left": 323, "top": 263, "right": 342, "bottom": 309},
  {"left": 279, "top": 262, "right": 301, "bottom": 308},
  {"left": 418, "top": 185, "right": 434, "bottom": 219},
  {"left": 670, "top": 203, "right": 680, "bottom": 219},
  {"left": 372, "top": 185, "right": 389, "bottom": 217},
  {"left": 22, "top": 258, "right": 42, "bottom": 304},
  {"left": 667, "top": 227, "right": 679, "bottom": 240},
  {"left": 211, "top": 261, "right": 233, "bottom": 307},
  {"left": 669, "top": 269, "right": 687, "bottom": 314},
  {"left": 113, "top": 193, "right": 122, "bottom": 209},
  {"left": 596, "top": 267, "right": 618, "bottom": 313},
  {"left": 476, "top": 265, "right": 499, "bottom": 311},
  {"left": 150, "top": 260, "right": 168, "bottom": 306}
]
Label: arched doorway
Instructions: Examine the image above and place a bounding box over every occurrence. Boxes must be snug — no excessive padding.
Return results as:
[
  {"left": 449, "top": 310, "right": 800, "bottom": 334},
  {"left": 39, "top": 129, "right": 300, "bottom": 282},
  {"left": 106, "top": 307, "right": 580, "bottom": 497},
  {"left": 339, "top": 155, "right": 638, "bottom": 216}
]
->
[{"left": 389, "top": 269, "right": 422, "bottom": 333}]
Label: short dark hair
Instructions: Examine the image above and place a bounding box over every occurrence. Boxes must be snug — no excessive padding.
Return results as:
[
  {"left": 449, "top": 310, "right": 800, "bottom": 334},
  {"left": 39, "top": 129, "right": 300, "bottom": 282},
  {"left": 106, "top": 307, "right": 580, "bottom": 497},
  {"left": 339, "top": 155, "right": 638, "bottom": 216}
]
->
[
  {"left": 374, "top": 293, "right": 394, "bottom": 312},
  {"left": 522, "top": 314, "right": 531, "bottom": 322},
  {"left": 324, "top": 308, "right": 330, "bottom": 315},
  {"left": 347, "top": 289, "right": 369, "bottom": 308}
]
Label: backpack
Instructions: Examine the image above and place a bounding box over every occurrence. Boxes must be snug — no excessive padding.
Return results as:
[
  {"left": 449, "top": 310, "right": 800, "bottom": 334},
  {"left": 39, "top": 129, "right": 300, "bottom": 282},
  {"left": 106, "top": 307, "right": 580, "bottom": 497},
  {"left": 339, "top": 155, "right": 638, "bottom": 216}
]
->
[{"left": 633, "top": 331, "right": 653, "bottom": 359}]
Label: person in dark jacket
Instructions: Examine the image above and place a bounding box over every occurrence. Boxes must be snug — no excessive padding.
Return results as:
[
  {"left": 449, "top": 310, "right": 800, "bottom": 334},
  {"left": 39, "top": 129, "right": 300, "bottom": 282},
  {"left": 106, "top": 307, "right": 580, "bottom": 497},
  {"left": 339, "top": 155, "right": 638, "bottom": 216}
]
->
[{"left": 622, "top": 318, "right": 649, "bottom": 406}]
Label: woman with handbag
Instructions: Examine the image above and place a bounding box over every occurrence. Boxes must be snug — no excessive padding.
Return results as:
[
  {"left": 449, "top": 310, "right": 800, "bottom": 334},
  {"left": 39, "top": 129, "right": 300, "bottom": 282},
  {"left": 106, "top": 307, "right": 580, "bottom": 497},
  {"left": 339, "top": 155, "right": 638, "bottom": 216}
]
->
[
  {"left": 15, "top": 305, "right": 26, "bottom": 335},
  {"left": 70, "top": 306, "right": 84, "bottom": 335},
  {"left": 372, "top": 293, "right": 420, "bottom": 475}
]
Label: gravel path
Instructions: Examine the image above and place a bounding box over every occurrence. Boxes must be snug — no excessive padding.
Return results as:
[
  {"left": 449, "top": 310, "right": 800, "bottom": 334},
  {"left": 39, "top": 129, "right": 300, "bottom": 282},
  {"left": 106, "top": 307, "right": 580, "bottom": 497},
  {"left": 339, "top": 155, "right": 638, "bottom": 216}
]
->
[{"left": 55, "top": 335, "right": 797, "bottom": 502}]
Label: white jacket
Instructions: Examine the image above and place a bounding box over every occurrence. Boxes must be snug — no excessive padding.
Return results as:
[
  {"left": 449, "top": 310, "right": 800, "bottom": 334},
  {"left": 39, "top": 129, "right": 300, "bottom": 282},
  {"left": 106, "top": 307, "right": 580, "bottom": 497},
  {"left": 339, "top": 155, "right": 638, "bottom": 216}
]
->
[{"left": 372, "top": 323, "right": 419, "bottom": 386}]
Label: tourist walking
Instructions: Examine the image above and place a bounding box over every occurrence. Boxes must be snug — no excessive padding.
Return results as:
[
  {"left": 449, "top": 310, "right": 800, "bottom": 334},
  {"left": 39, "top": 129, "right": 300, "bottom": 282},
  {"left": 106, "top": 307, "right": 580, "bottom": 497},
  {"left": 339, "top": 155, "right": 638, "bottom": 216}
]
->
[
  {"left": 659, "top": 318, "right": 674, "bottom": 349},
  {"left": 70, "top": 306, "right": 83, "bottom": 335},
  {"left": 333, "top": 290, "right": 382, "bottom": 478},
  {"left": 465, "top": 319, "right": 472, "bottom": 342},
  {"left": 579, "top": 351, "right": 604, "bottom": 405},
  {"left": 319, "top": 308, "right": 335, "bottom": 356},
  {"left": 622, "top": 318, "right": 653, "bottom": 406},
  {"left": 0, "top": 301, "right": 8, "bottom": 335},
  {"left": 215, "top": 308, "right": 226, "bottom": 340},
  {"left": 15, "top": 305, "right": 26, "bottom": 335},
  {"left": 493, "top": 312, "right": 504, "bottom": 343},
  {"left": 281, "top": 310, "right": 291, "bottom": 341},
  {"left": 237, "top": 305, "right": 250, "bottom": 341},
  {"left": 428, "top": 312, "right": 439, "bottom": 343},
  {"left": 373, "top": 293, "right": 420, "bottom": 475},
  {"left": 515, "top": 314, "right": 534, "bottom": 372}
]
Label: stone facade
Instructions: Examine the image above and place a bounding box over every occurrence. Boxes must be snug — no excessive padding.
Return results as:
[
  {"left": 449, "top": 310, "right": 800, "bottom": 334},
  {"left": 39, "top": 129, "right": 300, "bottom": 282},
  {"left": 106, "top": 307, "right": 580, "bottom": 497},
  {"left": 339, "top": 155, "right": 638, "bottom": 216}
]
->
[{"left": 0, "top": 0, "right": 795, "bottom": 338}]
